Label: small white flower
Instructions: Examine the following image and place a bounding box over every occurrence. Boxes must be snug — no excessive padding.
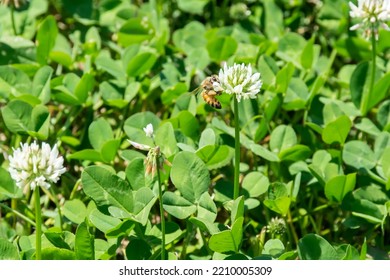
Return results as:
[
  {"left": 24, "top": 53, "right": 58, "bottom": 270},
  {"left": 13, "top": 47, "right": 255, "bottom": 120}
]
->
[
  {"left": 218, "top": 63, "right": 262, "bottom": 102},
  {"left": 349, "top": 0, "right": 390, "bottom": 39},
  {"left": 143, "top": 123, "right": 154, "bottom": 138},
  {"left": 8, "top": 141, "right": 66, "bottom": 191}
]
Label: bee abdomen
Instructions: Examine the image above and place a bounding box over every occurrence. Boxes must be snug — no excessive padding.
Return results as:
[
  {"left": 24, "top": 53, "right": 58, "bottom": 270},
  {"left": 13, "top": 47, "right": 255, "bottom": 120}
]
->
[{"left": 202, "top": 91, "right": 221, "bottom": 109}]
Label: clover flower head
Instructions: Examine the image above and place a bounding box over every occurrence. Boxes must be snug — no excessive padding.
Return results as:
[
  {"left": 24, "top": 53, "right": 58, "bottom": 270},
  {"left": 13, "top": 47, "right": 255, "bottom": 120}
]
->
[
  {"left": 128, "top": 141, "right": 171, "bottom": 177},
  {"left": 218, "top": 63, "right": 262, "bottom": 102},
  {"left": 267, "top": 217, "right": 287, "bottom": 236},
  {"left": 8, "top": 141, "right": 66, "bottom": 191},
  {"left": 144, "top": 146, "right": 161, "bottom": 177},
  {"left": 229, "top": 3, "right": 251, "bottom": 20},
  {"left": 349, "top": 0, "right": 390, "bottom": 40},
  {"left": 143, "top": 123, "right": 154, "bottom": 138}
]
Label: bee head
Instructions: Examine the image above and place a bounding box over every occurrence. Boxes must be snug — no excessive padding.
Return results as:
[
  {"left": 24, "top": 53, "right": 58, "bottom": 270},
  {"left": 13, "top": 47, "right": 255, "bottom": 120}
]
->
[{"left": 210, "top": 75, "right": 219, "bottom": 83}]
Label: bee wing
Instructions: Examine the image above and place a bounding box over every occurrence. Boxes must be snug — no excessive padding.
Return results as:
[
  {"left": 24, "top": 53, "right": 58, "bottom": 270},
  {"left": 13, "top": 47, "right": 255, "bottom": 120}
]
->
[{"left": 190, "top": 86, "right": 203, "bottom": 97}]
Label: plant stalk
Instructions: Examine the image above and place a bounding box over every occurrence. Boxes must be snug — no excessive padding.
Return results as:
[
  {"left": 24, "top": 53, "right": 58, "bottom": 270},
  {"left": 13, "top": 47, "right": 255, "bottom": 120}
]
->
[
  {"left": 10, "top": 4, "right": 18, "bottom": 36},
  {"left": 50, "top": 186, "right": 64, "bottom": 230},
  {"left": 0, "top": 203, "right": 38, "bottom": 227},
  {"left": 156, "top": 163, "right": 166, "bottom": 260},
  {"left": 34, "top": 187, "right": 42, "bottom": 260},
  {"left": 233, "top": 97, "right": 240, "bottom": 200},
  {"left": 287, "top": 210, "right": 299, "bottom": 246},
  {"left": 361, "top": 26, "right": 377, "bottom": 116},
  {"left": 370, "top": 30, "right": 377, "bottom": 87}
]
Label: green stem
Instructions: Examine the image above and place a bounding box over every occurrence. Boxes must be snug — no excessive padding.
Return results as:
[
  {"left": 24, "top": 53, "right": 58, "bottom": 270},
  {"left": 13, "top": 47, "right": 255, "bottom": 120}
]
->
[
  {"left": 10, "top": 4, "right": 18, "bottom": 36},
  {"left": 50, "top": 186, "right": 64, "bottom": 230},
  {"left": 56, "top": 106, "right": 83, "bottom": 139},
  {"left": 370, "top": 28, "right": 377, "bottom": 93},
  {"left": 257, "top": 227, "right": 266, "bottom": 255},
  {"left": 115, "top": 103, "right": 129, "bottom": 139},
  {"left": 0, "top": 203, "right": 38, "bottom": 227},
  {"left": 307, "top": 215, "right": 320, "bottom": 235},
  {"left": 312, "top": 203, "right": 330, "bottom": 213},
  {"left": 287, "top": 209, "right": 299, "bottom": 246},
  {"left": 179, "top": 221, "right": 193, "bottom": 260},
  {"left": 361, "top": 27, "right": 377, "bottom": 116},
  {"left": 210, "top": 0, "right": 218, "bottom": 26},
  {"left": 40, "top": 186, "right": 56, "bottom": 203},
  {"left": 233, "top": 97, "right": 240, "bottom": 200},
  {"left": 34, "top": 187, "right": 42, "bottom": 260},
  {"left": 199, "top": 229, "right": 213, "bottom": 256},
  {"left": 11, "top": 199, "right": 17, "bottom": 228},
  {"left": 69, "top": 179, "right": 81, "bottom": 200},
  {"left": 366, "top": 169, "right": 387, "bottom": 185},
  {"left": 240, "top": 115, "right": 263, "bottom": 132},
  {"left": 156, "top": 164, "right": 166, "bottom": 260}
]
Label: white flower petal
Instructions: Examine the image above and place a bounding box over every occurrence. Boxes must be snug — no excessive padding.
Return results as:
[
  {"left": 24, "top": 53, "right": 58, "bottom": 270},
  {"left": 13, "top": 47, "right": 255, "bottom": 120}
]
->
[
  {"left": 128, "top": 140, "right": 151, "bottom": 151},
  {"left": 143, "top": 123, "right": 154, "bottom": 138},
  {"left": 350, "top": 23, "right": 363, "bottom": 30},
  {"left": 212, "top": 82, "right": 223, "bottom": 92}
]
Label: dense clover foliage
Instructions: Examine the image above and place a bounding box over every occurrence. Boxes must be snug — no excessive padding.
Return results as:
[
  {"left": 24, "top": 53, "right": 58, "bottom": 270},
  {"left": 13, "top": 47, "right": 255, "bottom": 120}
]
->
[{"left": 0, "top": 0, "right": 390, "bottom": 260}]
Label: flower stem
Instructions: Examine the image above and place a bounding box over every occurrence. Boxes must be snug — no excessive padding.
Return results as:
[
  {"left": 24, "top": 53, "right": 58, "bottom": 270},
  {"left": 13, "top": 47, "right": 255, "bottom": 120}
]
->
[
  {"left": 361, "top": 26, "right": 377, "bottom": 116},
  {"left": 369, "top": 28, "right": 377, "bottom": 98},
  {"left": 34, "top": 187, "right": 42, "bottom": 260},
  {"left": 179, "top": 221, "right": 193, "bottom": 259},
  {"left": 366, "top": 169, "right": 387, "bottom": 185},
  {"left": 70, "top": 179, "right": 81, "bottom": 200},
  {"left": 10, "top": 4, "right": 18, "bottom": 36},
  {"left": 287, "top": 209, "right": 299, "bottom": 246},
  {"left": 0, "top": 203, "right": 38, "bottom": 227},
  {"left": 50, "top": 187, "right": 64, "bottom": 230},
  {"left": 156, "top": 165, "right": 166, "bottom": 260},
  {"left": 233, "top": 97, "right": 240, "bottom": 200},
  {"left": 39, "top": 186, "right": 64, "bottom": 229}
]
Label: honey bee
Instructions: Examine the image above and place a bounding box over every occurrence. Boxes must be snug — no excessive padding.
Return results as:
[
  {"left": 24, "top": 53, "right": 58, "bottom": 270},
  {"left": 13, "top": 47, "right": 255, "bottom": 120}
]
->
[{"left": 193, "top": 75, "right": 223, "bottom": 109}]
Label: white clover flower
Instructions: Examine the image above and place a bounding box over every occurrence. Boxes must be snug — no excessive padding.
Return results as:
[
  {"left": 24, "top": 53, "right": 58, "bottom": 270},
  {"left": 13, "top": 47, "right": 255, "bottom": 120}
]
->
[
  {"left": 349, "top": 0, "right": 390, "bottom": 39},
  {"left": 8, "top": 141, "right": 66, "bottom": 191},
  {"left": 128, "top": 140, "right": 171, "bottom": 177},
  {"left": 143, "top": 123, "right": 154, "bottom": 138},
  {"left": 218, "top": 63, "right": 262, "bottom": 102}
]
